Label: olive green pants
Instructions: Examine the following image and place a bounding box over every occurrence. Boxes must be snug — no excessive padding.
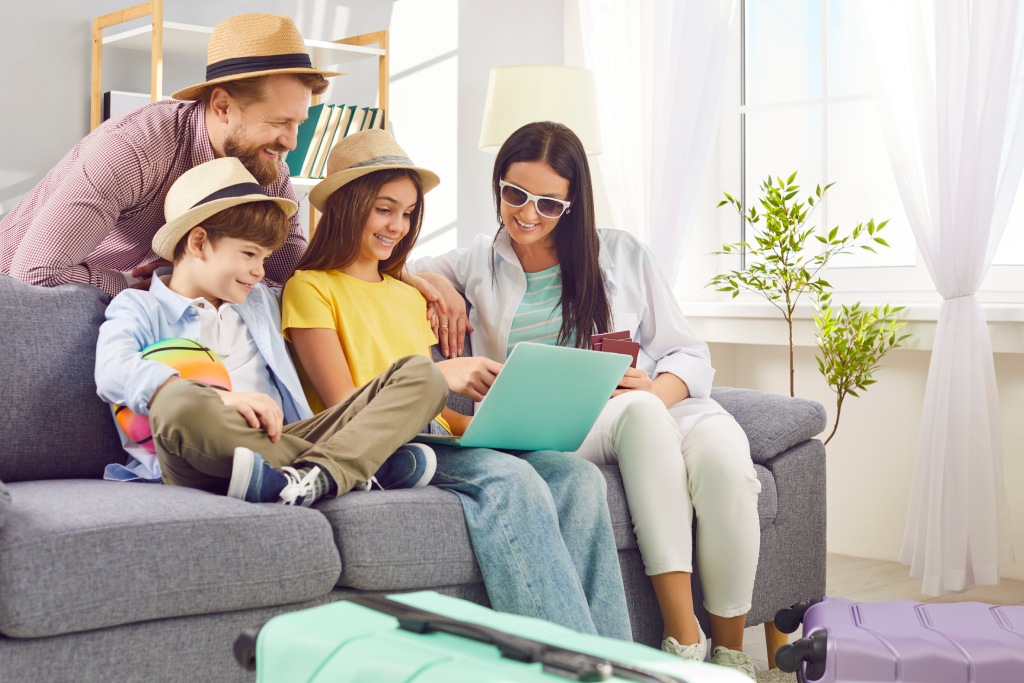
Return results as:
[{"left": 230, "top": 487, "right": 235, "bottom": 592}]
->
[{"left": 149, "top": 355, "right": 447, "bottom": 495}]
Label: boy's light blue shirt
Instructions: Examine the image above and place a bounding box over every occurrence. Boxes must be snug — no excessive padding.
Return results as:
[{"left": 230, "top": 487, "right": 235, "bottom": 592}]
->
[{"left": 95, "top": 269, "right": 313, "bottom": 481}]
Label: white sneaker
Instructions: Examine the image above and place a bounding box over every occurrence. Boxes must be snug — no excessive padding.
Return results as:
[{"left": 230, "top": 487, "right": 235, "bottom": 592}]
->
[
  {"left": 711, "top": 645, "right": 757, "bottom": 679},
  {"left": 661, "top": 620, "right": 707, "bottom": 662}
]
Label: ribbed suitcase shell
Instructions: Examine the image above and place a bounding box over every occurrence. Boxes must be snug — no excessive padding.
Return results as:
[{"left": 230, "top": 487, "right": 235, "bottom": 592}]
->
[
  {"left": 249, "top": 591, "right": 750, "bottom": 682},
  {"left": 796, "top": 597, "right": 1024, "bottom": 682}
]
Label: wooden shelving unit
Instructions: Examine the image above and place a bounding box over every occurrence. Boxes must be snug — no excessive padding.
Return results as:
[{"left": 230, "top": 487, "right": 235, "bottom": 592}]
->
[{"left": 91, "top": 0, "right": 389, "bottom": 227}]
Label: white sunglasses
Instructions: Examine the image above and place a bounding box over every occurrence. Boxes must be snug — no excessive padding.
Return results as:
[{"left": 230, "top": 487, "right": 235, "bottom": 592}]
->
[{"left": 498, "top": 180, "right": 572, "bottom": 218}]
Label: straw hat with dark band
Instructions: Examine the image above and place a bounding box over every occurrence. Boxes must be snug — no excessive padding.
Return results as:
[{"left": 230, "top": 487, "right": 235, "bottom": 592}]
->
[
  {"left": 309, "top": 129, "right": 441, "bottom": 212},
  {"left": 172, "top": 14, "right": 343, "bottom": 101},
  {"left": 152, "top": 158, "right": 298, "bottom": 261}
]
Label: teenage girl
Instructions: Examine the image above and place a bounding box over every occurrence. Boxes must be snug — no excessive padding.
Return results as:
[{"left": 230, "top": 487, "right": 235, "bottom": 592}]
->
[{"left": 280, "top": 129, "right": 633, "bottom": 641}]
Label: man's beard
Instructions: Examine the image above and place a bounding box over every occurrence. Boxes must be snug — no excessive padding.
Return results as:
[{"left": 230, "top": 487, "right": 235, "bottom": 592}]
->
[{"left": 223, "top": 129, "right": 283, "bottom": 186}]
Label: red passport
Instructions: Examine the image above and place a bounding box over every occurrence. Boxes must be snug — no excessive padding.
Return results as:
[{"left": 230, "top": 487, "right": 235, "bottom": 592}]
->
[{"left": 591, "top": 331, "right": 639, "bottom": 368}]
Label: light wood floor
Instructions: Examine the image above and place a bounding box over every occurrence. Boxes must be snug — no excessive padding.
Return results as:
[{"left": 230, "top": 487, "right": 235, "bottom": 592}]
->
[{"left": 741, "top": 553, "right": 1024, "bottom": 673}]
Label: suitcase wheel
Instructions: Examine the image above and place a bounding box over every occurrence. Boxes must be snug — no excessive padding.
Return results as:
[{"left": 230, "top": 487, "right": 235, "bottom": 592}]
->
[
  {"left": 773, "top": 597, "right": 823, "bottom": 634},
  {"left": 775, "top": 630, "right": 827, "bottom": 681},
  {"left": 234, "top": 627, "right": 261, "bottom": 671}
]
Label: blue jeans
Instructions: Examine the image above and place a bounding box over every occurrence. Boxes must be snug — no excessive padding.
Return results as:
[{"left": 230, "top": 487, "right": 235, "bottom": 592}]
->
[{"left": 430, "top": 445, "right": 633, "bottom": 641}]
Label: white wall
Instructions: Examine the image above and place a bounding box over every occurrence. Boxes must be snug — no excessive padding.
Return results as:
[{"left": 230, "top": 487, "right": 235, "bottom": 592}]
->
[
  {"left": 0, "top": 0, "right": 562, "bottom": 251},
  {"left": 455, "top": 0, "right": 564, "bottom": 250},
  {"left": 700, "top": 335, "right": 1024, "bottom": 584}
]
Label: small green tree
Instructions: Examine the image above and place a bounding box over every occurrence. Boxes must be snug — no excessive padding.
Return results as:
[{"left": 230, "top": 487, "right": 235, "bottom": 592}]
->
[
  {"left": 707, "top": 172, "right": 909, "bottom": 443},
  {"left": 814, "top": 302, "right": 909, "bottom": 444}
]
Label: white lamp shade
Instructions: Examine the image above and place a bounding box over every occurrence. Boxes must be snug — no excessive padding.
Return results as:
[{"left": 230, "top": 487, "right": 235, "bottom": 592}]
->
[{"left": 478, "top": 65, "right": 603, "bottom": 154}]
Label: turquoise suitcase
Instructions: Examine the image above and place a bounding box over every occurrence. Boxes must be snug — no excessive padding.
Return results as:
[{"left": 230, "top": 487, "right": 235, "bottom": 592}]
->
[{"left": 235, "top": 591, "right": 748, "bottom": 682}]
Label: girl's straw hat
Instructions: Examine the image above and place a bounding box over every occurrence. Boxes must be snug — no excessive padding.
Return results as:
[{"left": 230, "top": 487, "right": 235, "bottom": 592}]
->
[
  {"left": 172, "top": 14, "right": 342, "bottom": 101},
  {"left": 152, "top": 158, "right": 297, "bottom": 260},
  {"left": 309, "top": 129, "right": 440, "bottom": 212}
]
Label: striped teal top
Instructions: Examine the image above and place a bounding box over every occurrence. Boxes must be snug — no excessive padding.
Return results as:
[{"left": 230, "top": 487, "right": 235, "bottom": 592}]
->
[{"left": 506, "top": 265, "right": 572, "bottom": 355}]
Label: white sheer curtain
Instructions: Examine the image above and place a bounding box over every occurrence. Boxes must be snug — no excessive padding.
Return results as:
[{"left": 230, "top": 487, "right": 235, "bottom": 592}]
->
[
  {"left": 577, "top": 0, "right": 737, "bottom": 284},
  {"left": 863, "top": 0, "right": 1024, "bottom": 594}
]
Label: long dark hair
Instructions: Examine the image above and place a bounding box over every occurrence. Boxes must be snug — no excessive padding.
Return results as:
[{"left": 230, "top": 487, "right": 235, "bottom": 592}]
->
[
  {"left": 492, "top": 121, "right": 610, "bottom": 348},
  {"left": 296, "top": 169, "right": 424, "bottom": 279}
]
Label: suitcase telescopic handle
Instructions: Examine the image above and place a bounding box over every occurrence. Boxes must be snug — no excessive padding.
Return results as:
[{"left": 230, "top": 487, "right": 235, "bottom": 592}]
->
[{"left": 351, "top": 596, "right": 693, "bottom": 683}]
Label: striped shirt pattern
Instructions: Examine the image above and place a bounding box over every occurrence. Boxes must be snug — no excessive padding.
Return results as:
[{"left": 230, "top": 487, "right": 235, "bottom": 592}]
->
[
  {"left": 0, "top": 100, "right": 305, "bottom": 297},
  {"left": 506, "top": 265, "right": 572, "bottom": 355}
]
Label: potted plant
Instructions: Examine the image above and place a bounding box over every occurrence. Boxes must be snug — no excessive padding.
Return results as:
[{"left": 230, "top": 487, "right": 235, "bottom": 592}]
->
[{"left": 707, "top": 172, "right": 909, "bottom": 444}]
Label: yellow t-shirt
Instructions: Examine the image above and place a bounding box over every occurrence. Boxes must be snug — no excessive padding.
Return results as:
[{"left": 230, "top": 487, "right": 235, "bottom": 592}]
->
[{"left": 281, "top": 269, "right": 437, "bottom": 415}]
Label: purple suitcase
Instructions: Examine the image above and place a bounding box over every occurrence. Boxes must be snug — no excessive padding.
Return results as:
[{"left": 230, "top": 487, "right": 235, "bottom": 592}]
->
[{"left": 773, "top": 597, "right": 1024, "bottom": 682}]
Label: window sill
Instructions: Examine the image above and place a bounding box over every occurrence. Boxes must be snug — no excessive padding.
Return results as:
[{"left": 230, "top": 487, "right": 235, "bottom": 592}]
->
[{"left": 679, "top": 300, "right": 1024, "bottom": 354}]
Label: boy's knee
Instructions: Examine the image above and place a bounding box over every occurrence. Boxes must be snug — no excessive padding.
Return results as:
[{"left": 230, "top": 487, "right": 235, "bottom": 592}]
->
[
  {"left": 403, "top": 355, "right": 449, "bottom": 412},
  {"left": 149, "top": 379, "right": 215, "bottom": 432}
]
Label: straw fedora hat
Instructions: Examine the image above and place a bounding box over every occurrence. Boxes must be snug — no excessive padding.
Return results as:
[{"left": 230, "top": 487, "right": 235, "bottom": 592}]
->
[
  {"left": 152, "top": 158, "right": 298, "bottom": 261},
  {"left": 172, "top": 14, "right": 342, "bottom": 101},
  {"left": 309, "top": 129, "right": 441, "bottom": 212}
]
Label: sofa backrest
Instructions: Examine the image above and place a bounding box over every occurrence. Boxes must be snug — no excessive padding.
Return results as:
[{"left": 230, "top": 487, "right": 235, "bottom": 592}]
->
[{"left": 0, "top": 275, "right": 123, "bottom": 482}]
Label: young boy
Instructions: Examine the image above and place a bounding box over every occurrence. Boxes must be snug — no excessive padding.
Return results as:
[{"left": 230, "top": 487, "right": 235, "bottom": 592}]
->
[{"left": 95, "top": 157, "right": 447, "bottom": 506}]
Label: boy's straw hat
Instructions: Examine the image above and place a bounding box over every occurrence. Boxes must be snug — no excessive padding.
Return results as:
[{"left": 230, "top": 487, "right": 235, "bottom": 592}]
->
[
  {"left": 152, "top": 158, "right": 297, "bottom": 260},
  {"left": 309, "top": 129, "right": 440, "bottom": 212},
  {"left": 172, "top": 14, "right": 342, "bottom": 101}
]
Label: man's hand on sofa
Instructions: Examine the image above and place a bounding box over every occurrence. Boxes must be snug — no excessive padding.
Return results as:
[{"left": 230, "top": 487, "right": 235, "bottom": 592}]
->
[
  {"left": 129, "top": 259, "right": 172, "bottom": 289},
  {"left": 217, "top": 390, "right": 284, "bottom": 442},
  {"left": 436, "top": 356, "right": 501, "bottom": 402}
]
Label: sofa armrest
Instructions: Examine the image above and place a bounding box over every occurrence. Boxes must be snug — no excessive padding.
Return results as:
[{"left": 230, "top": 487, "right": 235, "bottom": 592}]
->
[
  {"left": 710, "top": 387, "right": 826, "bottom": 464},
  {"left": 0, "top": 479, "right": 10, "bottom": 530}
]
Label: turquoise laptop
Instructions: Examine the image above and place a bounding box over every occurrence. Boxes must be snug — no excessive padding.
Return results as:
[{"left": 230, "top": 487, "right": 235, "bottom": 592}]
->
[{"left": 419, "top": 342, "right": 631, "bottom": 452}]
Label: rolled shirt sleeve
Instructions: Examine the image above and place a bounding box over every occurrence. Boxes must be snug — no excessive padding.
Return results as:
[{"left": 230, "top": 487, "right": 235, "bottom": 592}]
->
[
  {"left": 609, "top": 231, "right": 716, "bottom": 400},
  {"left": 95, "top": 291, "right": 180, "bottom": 415}
]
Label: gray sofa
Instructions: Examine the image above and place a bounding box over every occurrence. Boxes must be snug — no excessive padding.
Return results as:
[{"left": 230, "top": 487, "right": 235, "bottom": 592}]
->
[{"left": 0, "top": 274, "right": 827, "bottom": 681}]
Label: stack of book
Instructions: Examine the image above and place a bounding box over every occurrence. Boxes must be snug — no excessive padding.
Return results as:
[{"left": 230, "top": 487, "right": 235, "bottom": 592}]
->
[{"left": 287, "top": 104, "right": 386, "bottom": 179}]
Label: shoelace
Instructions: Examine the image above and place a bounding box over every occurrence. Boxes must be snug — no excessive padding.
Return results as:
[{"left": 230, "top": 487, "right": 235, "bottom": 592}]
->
[
  {"left": 712, "top": 647, "right": 756, "bottom": 676},
  {"left": 356, "top": 476, "right": 382, "bottom": 492},
  {"left": 278, "top": 465, "right": 321, "bottom": 505}
]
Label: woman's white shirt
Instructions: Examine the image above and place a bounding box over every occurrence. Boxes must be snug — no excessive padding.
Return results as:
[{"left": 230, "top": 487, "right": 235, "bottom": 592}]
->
[{"left": 409, "top": 228, "right": 727, "bottom": 434}]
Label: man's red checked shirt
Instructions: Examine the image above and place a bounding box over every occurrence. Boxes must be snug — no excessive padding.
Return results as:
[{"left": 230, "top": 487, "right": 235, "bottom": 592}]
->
[{"left": 0, "top": 100, "right": 306, "bottom": 297}]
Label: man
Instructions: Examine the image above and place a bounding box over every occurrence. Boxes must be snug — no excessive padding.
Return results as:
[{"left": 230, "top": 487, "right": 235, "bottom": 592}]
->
[{"left": 0, "top": 13, "right": 340, "bottom": 296}]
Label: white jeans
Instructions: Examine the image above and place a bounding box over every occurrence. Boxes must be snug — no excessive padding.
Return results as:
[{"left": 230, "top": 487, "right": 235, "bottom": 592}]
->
[{"left": 572, "top": 391, "right": 762, "bottom": 618}]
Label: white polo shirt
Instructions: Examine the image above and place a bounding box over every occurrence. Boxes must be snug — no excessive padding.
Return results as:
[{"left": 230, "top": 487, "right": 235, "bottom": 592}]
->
[{"left": 179, "top": 294, "right": 283, "bottom": 409}]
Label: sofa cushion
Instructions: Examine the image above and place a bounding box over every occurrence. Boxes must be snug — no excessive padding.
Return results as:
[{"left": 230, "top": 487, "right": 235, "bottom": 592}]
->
[
  {"left": 710, "top": 387, "right": 826, "bottom": 463},
  {"left": 317, "top": 487, "right": 482, "bottom": 590},
  {"left": 0, "top": 480, "right": 341, "bottom": 638},
  {"left": 0, "top": 275, "right": 124, "bottom": 482},
  {"left": 0, "top": 480, "right": 9, "bottom": 529}
]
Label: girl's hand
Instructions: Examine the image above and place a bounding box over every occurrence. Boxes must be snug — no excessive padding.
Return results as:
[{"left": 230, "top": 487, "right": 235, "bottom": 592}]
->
[
  {"left": 611, "top": 367, "right": 654, "bottom": 398},
  {"left": 436, "top": 356, "right": 502, "bottom": 402}
]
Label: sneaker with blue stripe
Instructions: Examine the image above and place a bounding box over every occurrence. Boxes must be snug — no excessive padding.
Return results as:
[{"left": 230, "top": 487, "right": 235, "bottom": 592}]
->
[
  {"left": 227, "top": 447, "right": 321, "bottom": 506},
  {"left": 358, "top": 442, "right": 436, "bottom": 491}
]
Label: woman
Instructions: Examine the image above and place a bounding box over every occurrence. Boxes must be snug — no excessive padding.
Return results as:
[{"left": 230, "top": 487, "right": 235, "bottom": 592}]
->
[{"left": 412, "top": 121, "right": 761, "bottom": 678}]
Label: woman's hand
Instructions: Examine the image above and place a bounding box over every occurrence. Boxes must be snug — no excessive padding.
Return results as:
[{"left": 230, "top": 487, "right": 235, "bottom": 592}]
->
[
  {"left": 612, "top": 367, "right": 655, "bottom": 397},
  {"left": 417, "top": 272, "right": 474, "bottom": 358},
  {"left": 436, "top": 356, "right": 502, "bottom": 402},
  {"left": 612, "top": 369, "right": 690, "bottom": 408}
]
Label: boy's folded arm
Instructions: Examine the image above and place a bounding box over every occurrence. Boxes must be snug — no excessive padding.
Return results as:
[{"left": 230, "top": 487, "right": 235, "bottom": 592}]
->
[{"left": 94, "top": 293, "right": 178, "bottom": 414}]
